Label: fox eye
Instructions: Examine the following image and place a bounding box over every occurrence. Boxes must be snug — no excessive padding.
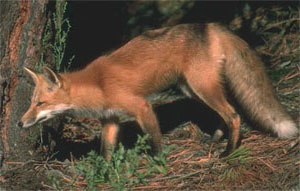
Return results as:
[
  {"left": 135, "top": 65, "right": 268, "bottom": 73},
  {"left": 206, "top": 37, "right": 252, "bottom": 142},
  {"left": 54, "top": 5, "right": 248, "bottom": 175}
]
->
[{"left": 36, "top": 101, "right": 45, "bottom": 107}]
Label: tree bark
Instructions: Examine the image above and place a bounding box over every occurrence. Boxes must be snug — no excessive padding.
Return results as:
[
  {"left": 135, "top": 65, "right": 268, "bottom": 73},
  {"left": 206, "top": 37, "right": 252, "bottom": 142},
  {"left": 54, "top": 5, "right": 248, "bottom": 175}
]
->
[{"left": 0, "top": 0, "right": 48, "bottom": 163}]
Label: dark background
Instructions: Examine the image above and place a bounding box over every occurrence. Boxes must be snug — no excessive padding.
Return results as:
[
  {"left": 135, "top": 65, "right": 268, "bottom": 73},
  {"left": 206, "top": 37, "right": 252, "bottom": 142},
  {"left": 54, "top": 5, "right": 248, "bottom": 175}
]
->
[{"left": 63, "top": 1, "right": 297, "bottom": 70}]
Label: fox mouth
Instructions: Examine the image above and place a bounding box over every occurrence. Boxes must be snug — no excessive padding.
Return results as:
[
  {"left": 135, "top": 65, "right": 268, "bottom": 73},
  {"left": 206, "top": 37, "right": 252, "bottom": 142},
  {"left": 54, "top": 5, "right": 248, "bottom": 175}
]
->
[
  {"left": 21, "top": 105, "right": 72, "bottom": 128},
  {"left": 37, "top": 116, "right": 48, "bottom": 124},
  {"left": 22, "top": 120, "right": 38, "bottom": 129},
  {"left": 22, "top": 115, "right": 51, "bottom": 128}
]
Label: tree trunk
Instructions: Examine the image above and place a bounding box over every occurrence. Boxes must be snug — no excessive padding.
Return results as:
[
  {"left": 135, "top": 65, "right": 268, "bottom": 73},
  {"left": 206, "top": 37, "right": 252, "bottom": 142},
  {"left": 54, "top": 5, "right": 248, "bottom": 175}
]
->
[{"left": 0, "top": 0, "right": 48, "bottom": 163}]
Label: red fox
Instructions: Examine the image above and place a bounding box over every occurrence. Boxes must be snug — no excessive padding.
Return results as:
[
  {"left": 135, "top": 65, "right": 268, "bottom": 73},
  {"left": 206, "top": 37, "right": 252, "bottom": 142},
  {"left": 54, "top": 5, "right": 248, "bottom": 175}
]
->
[{"left": 18, "top": 23, "right": 298, "bottom": 159}]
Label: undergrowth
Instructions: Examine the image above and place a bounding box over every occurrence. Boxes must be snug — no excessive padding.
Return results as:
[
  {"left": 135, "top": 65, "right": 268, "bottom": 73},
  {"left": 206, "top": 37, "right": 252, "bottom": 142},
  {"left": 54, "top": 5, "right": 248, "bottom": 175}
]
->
[{"left": 54, "top": 135, "right": 169, "bottom": 191}]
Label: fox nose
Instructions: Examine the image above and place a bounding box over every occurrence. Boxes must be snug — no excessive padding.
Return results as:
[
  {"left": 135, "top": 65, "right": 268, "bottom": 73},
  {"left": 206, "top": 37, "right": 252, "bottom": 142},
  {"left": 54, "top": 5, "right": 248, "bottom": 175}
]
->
[{"left": 17, "top": 121, "right": 23, "bottom": 128}]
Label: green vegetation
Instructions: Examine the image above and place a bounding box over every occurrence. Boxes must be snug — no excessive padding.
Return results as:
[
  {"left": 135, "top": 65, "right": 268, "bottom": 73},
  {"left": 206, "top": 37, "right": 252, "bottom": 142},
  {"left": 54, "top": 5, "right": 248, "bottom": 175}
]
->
[
  {"left": 225, "top": 146, "right": 251, "bottom": 166},
  {"left": 221, "top": 146, "right": 252, "bottom": 181},
  {"left": 61, "top": 135, "right": 168, "bottom": 191},
  {"left": 52, "top": 1, "right": 74, "bottom": 72},
  {"left": 36, "top": 1, "right": 74, "bottom": 72}
]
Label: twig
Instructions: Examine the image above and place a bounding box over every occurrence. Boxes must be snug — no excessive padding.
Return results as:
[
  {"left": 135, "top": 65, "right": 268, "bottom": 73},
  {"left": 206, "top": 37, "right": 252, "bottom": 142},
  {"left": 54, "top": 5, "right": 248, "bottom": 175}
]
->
[
  {"left": 145, "top": 170, "right": 203, "bottom": 183},
  {"left": 0, "top": 160, "right": 36, "bottom": 175},
  {"left": 257, "top": 158, "right": 277, "bottom": 171},
  {"left": 133, "top": 185, "right": 169, "bottom": 190},
  {"left": 276, "top": 70, "right": 300, "bottom": 85},
  {"left": 263, "top": 18, "right": 300, "bottom": 31}
]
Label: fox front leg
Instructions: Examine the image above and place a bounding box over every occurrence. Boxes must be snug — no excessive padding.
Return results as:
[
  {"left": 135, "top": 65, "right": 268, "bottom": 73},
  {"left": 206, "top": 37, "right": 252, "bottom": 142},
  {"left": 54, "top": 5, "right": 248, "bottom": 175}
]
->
[{"left": 100, "top": 118, "right": 120, "bottom": 161}]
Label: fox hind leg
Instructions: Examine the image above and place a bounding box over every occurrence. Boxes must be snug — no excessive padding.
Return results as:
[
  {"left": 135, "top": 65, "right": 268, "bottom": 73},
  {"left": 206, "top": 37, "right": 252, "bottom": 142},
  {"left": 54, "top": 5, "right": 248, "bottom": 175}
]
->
[
  {"left": 179, "top": 81, "right": 226, "bottom": 143},
  {"left": 183, "top": 67, "right": 241, "bottom": 157}
]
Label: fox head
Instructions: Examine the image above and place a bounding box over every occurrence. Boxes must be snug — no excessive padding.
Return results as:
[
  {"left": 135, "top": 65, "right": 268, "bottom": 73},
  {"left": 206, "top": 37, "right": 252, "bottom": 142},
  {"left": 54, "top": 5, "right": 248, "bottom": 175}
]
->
[{"left": 18, "top": 66, "right": 72, "bottom": 128}]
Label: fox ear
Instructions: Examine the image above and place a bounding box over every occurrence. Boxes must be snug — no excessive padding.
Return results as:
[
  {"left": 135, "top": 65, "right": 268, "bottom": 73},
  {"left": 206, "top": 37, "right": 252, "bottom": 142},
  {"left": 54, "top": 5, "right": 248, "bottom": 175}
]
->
[
  {"left": 42, "top": 66, "right": 62, "bottom": 88},
  {"left": 24, "top": 67, "right": 39, "bottom": 84}
]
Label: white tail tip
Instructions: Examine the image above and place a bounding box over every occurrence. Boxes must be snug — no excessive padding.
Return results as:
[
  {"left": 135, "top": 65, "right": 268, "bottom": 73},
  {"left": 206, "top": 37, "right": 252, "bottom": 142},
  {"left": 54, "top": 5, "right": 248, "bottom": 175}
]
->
[{"left": 274, "top": 120, "right": 299, "bottom": 139}]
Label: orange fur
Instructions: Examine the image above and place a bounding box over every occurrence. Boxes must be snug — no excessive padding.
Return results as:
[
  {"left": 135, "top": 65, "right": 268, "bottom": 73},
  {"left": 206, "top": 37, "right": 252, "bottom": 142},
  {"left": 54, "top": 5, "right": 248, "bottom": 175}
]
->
[{"left": 101, "top": 120, "right": 119, "bottom": 160}]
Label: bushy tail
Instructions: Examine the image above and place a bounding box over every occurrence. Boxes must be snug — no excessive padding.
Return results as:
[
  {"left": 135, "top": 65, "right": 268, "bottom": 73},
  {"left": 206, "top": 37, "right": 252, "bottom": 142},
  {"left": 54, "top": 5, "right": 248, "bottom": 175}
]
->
[{"left": 224, "top": 35, "right": 298, "bottom": 138}]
